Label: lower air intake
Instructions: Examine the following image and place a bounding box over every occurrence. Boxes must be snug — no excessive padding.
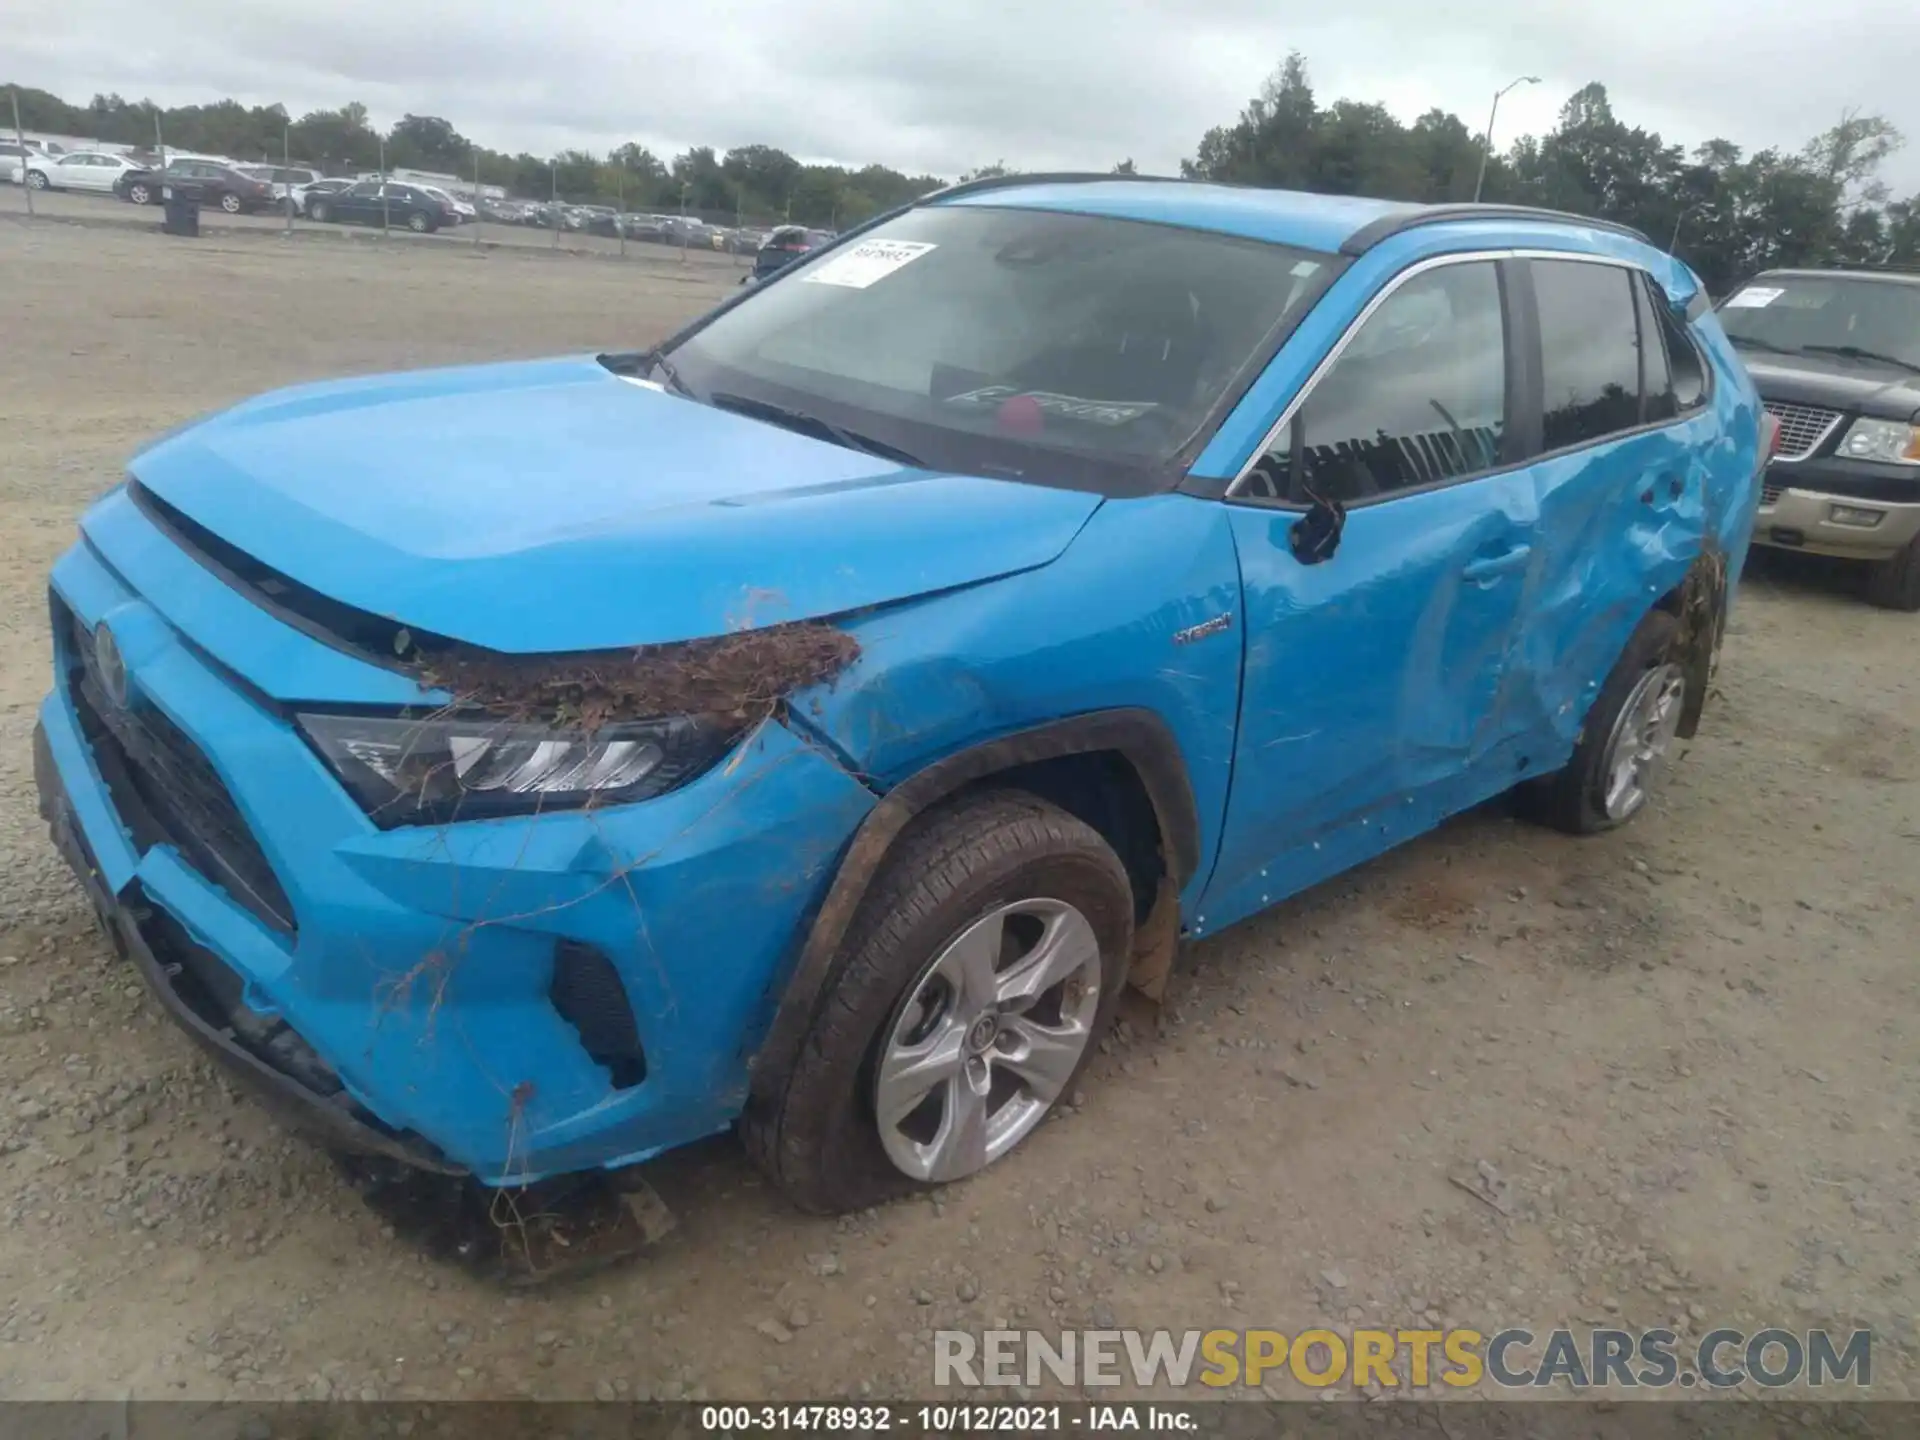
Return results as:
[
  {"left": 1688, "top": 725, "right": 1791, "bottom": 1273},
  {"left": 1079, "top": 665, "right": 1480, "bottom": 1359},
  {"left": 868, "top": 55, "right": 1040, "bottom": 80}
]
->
[{"left": 549, "top": 941, "right": 647, "bottom": 1089}]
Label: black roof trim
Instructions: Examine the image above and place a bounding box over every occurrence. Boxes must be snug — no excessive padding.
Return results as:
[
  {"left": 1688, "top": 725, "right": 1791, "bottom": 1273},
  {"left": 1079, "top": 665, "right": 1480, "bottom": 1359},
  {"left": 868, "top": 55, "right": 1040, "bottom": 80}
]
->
[{"left": 1339, "top": 204, "right": 1653, "bottom": 256}]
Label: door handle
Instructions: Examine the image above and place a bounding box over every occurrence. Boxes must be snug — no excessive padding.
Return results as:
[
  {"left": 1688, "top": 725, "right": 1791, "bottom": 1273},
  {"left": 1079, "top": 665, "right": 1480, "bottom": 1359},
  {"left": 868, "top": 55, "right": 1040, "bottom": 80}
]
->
[{"left": 1461, "top": 544, "right": 1532, "bottom": 583}]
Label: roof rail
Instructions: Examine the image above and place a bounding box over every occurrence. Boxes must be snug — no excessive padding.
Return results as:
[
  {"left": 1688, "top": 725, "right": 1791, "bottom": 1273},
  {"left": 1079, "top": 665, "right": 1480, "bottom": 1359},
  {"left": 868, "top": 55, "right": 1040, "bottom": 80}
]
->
[
  {"left": 1339, "top": 203, "right": 1653, "bottom": 256},
  {"left": 923, "top": 170, "right": 1188, "bottom": 204}
]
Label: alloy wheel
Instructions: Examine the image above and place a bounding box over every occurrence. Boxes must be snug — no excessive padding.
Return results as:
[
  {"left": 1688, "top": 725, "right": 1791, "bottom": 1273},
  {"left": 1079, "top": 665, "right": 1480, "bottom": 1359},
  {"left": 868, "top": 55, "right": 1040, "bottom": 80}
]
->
[
  {"left": 873, "top": 897, "right": 1102, "bottom": 1183},
  {"left": 1599, "top": 663, "right": 1686, "bottom": 821}
]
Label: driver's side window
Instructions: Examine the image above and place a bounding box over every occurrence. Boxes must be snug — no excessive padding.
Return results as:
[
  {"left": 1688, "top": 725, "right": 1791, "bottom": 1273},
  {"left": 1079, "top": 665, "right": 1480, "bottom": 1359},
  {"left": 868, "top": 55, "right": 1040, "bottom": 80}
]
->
[{"left": 1244, "top": 260, "right": 1508, "bottom": 505}]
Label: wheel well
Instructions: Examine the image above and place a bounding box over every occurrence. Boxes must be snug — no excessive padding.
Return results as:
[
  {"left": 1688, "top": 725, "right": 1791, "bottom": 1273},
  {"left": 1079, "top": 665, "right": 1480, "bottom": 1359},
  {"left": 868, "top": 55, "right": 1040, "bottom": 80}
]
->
[{"left": 966, "top": 751, "right": 1166, "bottom": 923}]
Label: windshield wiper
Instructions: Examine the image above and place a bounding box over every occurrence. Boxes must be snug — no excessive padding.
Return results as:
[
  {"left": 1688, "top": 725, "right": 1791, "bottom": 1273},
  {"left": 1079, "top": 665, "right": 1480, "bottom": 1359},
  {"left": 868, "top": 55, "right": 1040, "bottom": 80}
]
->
[
  {"left": 642, "top": 347, "right": 693, "bottom": 395},
  {"left": 705, "top": 391, "right": 927, "bottom": 468},
  {"left": 1725, "top": 334, "right": 1804, "bottom": 357},
  {"left": 597, "top": 347, "right": 693, "bottom": 395},
  {"left": 1800, "top": 344, "right": 1920, "bottom": 375}
]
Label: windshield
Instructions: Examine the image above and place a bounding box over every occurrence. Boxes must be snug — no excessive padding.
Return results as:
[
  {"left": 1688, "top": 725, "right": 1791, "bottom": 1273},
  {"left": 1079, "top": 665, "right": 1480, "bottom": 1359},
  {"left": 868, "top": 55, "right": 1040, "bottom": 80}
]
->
[
  {"left": 666, "top": 204, "right": 1337, "bottom": 492},
  {"left": 1718, "top": 275, "right": 1920, "bottom": 371}
]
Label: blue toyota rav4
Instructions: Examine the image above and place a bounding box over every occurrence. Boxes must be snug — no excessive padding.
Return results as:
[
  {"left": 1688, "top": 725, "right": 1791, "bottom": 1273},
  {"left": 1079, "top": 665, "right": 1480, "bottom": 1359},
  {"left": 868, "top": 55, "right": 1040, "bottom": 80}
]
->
[{"left": 36, "top": 176, "right": 1766, "bottom": 1214}]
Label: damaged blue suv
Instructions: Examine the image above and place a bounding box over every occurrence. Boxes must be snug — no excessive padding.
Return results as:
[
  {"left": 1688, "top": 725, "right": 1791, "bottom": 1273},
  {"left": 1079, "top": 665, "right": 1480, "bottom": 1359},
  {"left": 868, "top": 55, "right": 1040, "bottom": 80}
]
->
[{"left": 36, "top": 176, "right": 1766, "bottom": 1214}]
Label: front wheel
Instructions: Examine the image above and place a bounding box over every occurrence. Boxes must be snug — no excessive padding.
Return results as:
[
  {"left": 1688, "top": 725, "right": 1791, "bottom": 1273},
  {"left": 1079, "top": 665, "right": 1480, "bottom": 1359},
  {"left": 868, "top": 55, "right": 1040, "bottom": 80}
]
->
[
  {"left": 1863, "top": 532, "right": 1920, "bottom": 611},
  {"left": 1517, "top": 610, "right": 1687, "bottom": 834},
  {"left": 25, "top": 170, "right": 48, "bottom": 191},
  {"left": 127, "top": 183, "right": 152, "bottom": 206},
  {"left": 744, "top": 790, "right": 1134, "bottom": 1214},
  {"left": 307, "top": 200, "right": 329, "bottom": 222},
  {"left": 219, "top": 192, "right": 242, "bottom": 214}
]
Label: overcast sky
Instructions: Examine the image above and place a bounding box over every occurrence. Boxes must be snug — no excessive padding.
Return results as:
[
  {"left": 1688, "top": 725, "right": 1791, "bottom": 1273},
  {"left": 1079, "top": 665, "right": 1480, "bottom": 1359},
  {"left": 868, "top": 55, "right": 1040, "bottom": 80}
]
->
[{"left": 13, "top": 0, "right": 1920, "bottom": 191}]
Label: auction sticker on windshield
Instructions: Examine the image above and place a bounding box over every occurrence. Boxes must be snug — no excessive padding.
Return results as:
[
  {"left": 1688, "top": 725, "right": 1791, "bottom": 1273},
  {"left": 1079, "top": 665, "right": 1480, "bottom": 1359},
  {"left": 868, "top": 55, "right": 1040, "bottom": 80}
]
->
[
  {"left": 803, "top": 240, "right": 938, "bottom": 289},
  {"left": 1723, "top": 286, "right": 1785, "bottom": 308}
]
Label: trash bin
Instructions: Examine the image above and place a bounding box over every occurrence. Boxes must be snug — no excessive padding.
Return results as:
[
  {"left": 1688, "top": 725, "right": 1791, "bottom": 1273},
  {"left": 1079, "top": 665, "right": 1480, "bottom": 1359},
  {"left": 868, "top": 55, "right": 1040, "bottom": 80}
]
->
[{"left": 161, "top": 185, "right": 200, "bottom": 238}]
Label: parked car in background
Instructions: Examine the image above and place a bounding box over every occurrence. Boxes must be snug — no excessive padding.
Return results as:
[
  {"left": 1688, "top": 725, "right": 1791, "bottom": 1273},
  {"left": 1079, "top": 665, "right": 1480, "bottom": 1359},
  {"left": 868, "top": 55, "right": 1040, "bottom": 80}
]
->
[
  {"left": 571, "top": 204, "right": 620, "bottom": 237},
  {"left": 0, "top": 141, "right": 44, "bottom": 184},
  {"left": 617, "top": 213, "right": 664, "bottom": 241},
  {"left": 297, "top": 178, "right": 353, "bottom": 216},
  {"left": 745, "top": 224, "right": 833, "bottom": 283},
  {"left": 416, "top": 185, "right": 477, "bottom": 223},
  {"left": 114, "top": 158, "right": 276, "bottom": 213},
  {"left": 1718, "top": 267, "right": 1920, "bottom": 609},
  {"left": 21, "top": 150, "right": 147, "bottom": 194},
  {"left": 235, "top": 164, "right": 323, "bottom": 211},
  {"left": 304, "top": 179, "right": 458, "bottom": 233},
  {"left": 35, "top": 179, "right": 1762, "bottom": 1212}
]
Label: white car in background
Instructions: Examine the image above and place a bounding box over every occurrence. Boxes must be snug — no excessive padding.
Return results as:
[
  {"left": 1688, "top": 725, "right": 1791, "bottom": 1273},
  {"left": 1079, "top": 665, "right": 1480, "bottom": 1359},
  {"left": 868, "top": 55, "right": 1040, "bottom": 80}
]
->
[
  {"left": 0, "top": 141, "right": 54, "bottom": 184},
  {"left": 417, "top": 184, "right": 477, "bottom": 223},
  {"left": 236, "top": 163, "right": 324, "bottom": 211},
  {"left": 24, "top": 150, "right": 147, "bottom": 194}
]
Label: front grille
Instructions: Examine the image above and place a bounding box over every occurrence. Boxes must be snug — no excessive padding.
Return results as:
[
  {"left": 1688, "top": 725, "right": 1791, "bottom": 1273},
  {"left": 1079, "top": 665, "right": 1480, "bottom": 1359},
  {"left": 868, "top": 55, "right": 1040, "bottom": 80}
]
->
[
  {"left": 60, "top": 602, "right": 296, "bottom": 934},
  {"left": 1763, "top": 401, "right": 1844, "bottom": 462},
  {"left": 1760, "top": 481, "right": 1784, "bottom": 507}
]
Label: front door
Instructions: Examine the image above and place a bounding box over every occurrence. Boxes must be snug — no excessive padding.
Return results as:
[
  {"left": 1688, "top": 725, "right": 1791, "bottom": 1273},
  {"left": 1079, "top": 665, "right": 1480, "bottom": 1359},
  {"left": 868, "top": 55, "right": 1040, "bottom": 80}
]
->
[{"left": 1201, "top": 256, "right": 1538, "bottom": 933}]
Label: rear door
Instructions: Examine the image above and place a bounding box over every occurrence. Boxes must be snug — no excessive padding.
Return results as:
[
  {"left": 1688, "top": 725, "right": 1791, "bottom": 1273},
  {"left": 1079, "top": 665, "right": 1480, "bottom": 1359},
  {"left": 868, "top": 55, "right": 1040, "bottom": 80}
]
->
[
  {"left": 1503, "top": 256, "right": 1711, "bottom": 760},
  {"left": 1202, "top": 254, "right": 1538, "bottom": 929}
]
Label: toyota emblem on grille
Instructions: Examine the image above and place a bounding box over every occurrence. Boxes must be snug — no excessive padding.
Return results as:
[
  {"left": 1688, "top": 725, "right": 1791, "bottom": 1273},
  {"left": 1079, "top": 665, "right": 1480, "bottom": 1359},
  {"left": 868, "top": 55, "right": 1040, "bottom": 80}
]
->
[{"left": 93, "top": 624, "right": 130, "bottom": 709}]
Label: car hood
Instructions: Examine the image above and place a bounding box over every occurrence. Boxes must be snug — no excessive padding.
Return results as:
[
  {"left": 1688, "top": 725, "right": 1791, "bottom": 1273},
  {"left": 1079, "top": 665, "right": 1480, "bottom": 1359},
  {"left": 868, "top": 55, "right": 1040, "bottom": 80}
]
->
[
  {"left": 125, "top": 356, "right": 1104, "bottom": 653},
  {"left": 1740, "top": 351, "right": 1920, "bottom": 419}
]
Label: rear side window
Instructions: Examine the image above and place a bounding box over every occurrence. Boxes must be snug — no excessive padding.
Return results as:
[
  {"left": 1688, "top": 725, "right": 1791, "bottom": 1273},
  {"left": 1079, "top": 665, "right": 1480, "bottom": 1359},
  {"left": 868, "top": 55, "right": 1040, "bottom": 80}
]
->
[
  {"left": 1634, "top": 277, "right": 1676, "bottom": 423},
  {"left": 1647, "top": 279, "right": 1708, "bottom": 410},
  {"left": 1245, "top": 260, "right": 1508, "bottom": 504},
  {"left": 1532, "top": 259, "right": 1641, "bottom": 450}
]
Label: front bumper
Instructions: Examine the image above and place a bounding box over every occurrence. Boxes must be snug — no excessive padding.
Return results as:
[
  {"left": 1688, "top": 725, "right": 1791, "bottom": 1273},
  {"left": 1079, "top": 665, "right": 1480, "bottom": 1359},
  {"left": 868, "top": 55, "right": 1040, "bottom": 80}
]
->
[
  {"left": 38, "top": 492, "right": 876, "bottom": 1184},
  {"left": 1756, "top": 453, "right": 1920, "bottom": 560},
  {"left": 1754, "top": 484, "right": 1920, "bottom": 560}
]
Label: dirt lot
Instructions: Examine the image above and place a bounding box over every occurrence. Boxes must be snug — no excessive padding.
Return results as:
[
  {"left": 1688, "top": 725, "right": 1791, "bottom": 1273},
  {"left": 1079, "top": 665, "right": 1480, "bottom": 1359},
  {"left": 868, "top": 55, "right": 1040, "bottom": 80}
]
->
[{"left": 0, "top": 215, "right": 1915, "bottom": 1407}]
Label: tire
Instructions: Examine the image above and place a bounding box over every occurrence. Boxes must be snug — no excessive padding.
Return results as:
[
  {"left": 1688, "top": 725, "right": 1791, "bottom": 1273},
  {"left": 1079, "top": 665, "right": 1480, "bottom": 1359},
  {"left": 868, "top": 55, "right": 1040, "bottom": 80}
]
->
[
  {"left": 308, "top": 200, "right": 329, "bottom": 222},
  {"left": 127, "top": 183, "right": 151, "bottom": 206},
  {"left": 1516, "top": 610, "right": 1685, "bottom": 835},
  {"left": 219, "top": 192, "right": 242, "bottom": 214},
  {"left": 407, "top": 211, "right": 430, "bottom": 233},
  {"left": 25, "top": 170, "right": 48, "bottom": 191},
  {"left": 1863, "top": 533, "right": 1920, "bottom": 612},
  {"left": 744, "top": 790, "right": 1135, "bottom": 1214}
]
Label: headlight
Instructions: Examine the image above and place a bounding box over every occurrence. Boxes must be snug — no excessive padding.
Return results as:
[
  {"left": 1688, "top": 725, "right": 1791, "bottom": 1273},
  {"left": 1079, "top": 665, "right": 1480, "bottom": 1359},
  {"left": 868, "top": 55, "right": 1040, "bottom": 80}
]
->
[
  {"left": 1836, "top": 418, "right": 1920, "bottom": 465},
  {"left": 297, "top": 712, "right": 742, "bottom": 826}
]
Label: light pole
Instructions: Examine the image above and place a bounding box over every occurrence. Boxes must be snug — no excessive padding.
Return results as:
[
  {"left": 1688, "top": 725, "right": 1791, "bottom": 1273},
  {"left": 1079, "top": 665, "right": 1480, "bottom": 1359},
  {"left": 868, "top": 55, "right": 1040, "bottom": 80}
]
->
[
  {"left": 1473, "top": 75, "right": 1541, "bottom": 203},
  {"left": 1669, "top": 202, "right": 1705, "bottom": 253}
]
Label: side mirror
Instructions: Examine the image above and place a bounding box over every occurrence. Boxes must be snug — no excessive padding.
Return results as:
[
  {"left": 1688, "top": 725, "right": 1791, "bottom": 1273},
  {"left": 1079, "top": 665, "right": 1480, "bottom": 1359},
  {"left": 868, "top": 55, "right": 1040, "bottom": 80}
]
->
[{"left": 1289, "top": 483, "right": 1346, "bottom": 566}]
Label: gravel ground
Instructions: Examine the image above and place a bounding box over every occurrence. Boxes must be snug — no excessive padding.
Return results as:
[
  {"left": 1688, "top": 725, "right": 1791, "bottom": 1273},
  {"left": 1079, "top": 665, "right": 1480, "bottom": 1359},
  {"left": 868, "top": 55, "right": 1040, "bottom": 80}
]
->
[{"left": 0, "top": 216, "right": 1915, "bottom": 1406}]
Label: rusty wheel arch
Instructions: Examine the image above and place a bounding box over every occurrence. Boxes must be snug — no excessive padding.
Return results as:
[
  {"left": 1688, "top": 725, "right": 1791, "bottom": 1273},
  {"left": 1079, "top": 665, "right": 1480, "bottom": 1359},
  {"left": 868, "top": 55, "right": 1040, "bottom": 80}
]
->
[{"left": 746, "top": 708, "right": 1199, "bottom": 1108}]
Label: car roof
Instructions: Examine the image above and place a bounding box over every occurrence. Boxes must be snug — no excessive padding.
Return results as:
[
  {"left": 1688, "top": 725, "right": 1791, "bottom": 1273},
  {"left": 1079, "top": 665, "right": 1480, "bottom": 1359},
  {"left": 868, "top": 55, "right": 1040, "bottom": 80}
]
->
[{"left": 928, "top": 173, "right": 1651, "bottom": 257}]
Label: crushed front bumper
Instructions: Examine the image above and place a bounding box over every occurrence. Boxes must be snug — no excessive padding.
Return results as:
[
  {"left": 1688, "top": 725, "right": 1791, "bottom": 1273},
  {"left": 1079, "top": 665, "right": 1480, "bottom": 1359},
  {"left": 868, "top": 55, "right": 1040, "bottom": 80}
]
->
[
  {"left": 38, "top": 494, "right": 877, "bottom": 1185},
  {"left": 35, "top": 720, "right": 461, "bottom": 1172}
]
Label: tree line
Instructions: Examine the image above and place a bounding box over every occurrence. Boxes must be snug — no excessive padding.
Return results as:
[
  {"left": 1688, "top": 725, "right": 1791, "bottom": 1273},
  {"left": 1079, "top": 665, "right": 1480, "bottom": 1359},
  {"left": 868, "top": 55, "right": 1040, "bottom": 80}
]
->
[{"left": 8, "top": 57, "right": 1913, "bottom": 293}]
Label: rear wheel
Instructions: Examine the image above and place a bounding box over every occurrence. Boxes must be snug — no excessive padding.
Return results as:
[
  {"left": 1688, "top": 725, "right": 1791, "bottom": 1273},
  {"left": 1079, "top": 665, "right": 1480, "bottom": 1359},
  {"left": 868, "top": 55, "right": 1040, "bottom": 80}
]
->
[
  {"left": 219, "top": 191, "right": 242, "bottom": 214},
  {"left": 407, "top": 210, "right": 430, "bottom": 233},
  {"left": 744, "top": 790, "right": 1134, "bottom": 1214},
  {"left": 1517, "top": 610, "right": 1687, "bottom": 835},
  {"left": 1863, "top": 533, "right": 1920, "bottom": 612}
]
